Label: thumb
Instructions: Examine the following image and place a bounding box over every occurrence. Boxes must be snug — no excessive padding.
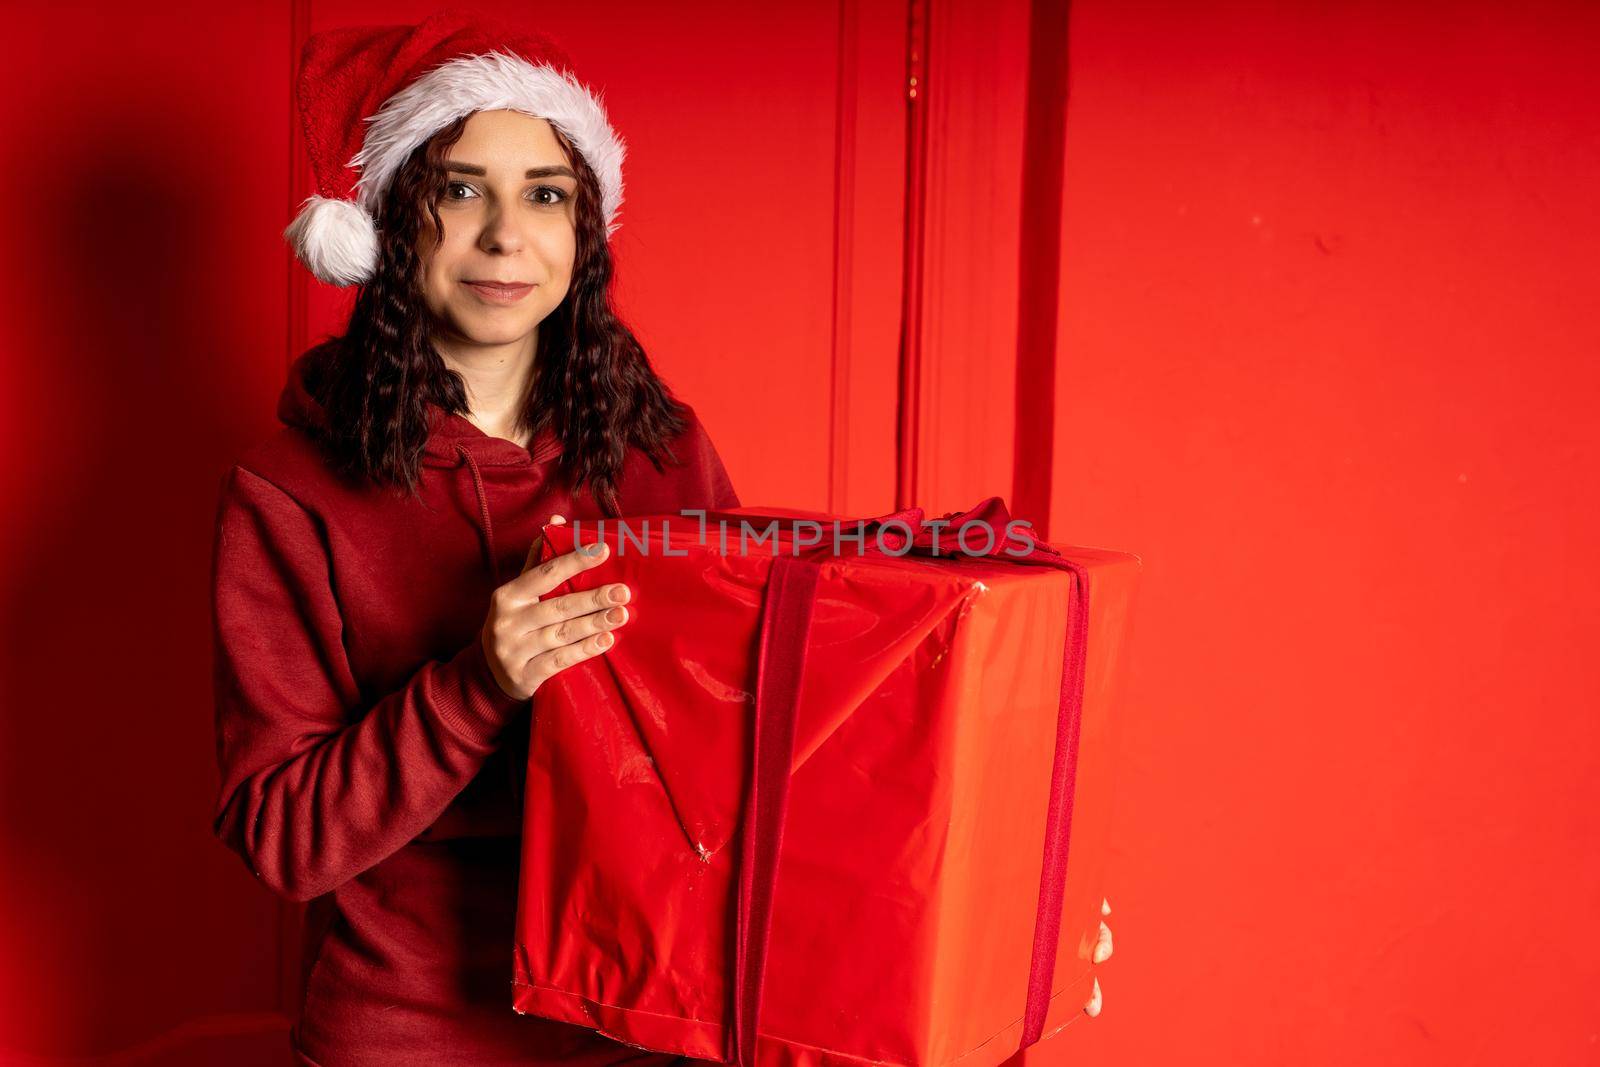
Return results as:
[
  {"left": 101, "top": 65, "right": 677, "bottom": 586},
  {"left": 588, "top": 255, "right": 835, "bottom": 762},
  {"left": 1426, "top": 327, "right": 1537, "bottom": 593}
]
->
[{"left": 523, "top": 513, "right": 568, "bottom": 574}]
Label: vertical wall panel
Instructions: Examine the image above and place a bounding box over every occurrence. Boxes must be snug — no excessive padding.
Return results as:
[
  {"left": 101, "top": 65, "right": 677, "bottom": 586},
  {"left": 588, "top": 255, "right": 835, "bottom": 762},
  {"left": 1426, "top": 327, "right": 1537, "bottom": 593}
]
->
[
  {"left": 831, "top": 0, "right": 914, "bottom": 516},
  {"left": 908, "top": 0, "right": 1032, "bottom": 515}
]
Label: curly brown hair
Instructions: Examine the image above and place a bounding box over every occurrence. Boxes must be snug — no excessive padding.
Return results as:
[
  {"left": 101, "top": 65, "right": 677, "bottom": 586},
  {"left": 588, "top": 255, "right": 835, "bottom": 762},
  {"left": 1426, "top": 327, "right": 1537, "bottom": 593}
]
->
[{"left": 307, "top": 112, "right": 689, "bottom": 517}]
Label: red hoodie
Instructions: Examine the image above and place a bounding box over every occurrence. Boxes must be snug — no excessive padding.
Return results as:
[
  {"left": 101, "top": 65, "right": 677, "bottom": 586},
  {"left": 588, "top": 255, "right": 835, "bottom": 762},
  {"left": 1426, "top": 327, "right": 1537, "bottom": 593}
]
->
[{"left": 210, "top": 346, "right": 740, "bottom": 1067}]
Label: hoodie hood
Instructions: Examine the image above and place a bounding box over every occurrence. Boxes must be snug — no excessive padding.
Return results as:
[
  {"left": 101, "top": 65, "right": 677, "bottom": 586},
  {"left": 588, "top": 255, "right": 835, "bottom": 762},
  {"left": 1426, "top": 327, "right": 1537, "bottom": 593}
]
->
[{"left": 277, "top": 345, "right": 562, "bottom": 584}]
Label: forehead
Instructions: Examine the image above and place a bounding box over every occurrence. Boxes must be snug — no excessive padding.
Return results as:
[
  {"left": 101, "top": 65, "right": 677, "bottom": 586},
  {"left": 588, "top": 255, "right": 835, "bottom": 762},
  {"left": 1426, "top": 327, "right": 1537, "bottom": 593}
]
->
[{"left": 452, "top": 109, "right": 571, "bottom": 167}]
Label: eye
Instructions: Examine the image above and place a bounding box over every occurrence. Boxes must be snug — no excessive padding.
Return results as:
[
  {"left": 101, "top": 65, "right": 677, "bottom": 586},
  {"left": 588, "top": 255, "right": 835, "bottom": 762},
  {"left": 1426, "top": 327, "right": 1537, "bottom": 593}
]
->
[
  {"left": 444, "top": 180, "right": 479, "bottom": 202},
  {"left": 529, "top": 185, "right": 571, "bottom": 207}
]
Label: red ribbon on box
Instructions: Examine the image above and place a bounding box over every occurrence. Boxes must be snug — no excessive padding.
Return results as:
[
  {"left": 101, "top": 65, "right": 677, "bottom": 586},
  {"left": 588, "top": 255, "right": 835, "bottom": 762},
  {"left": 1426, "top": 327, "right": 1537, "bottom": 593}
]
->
[{"left": 723, "top": 496, "right": 1090, "bottom": 1067}]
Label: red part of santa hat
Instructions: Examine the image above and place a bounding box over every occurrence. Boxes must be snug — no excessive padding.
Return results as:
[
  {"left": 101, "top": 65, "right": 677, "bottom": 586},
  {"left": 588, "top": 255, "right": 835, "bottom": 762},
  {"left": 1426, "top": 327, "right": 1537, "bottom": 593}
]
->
[{"left": 284, "top": 9, "right": 626, "bottom": 287}]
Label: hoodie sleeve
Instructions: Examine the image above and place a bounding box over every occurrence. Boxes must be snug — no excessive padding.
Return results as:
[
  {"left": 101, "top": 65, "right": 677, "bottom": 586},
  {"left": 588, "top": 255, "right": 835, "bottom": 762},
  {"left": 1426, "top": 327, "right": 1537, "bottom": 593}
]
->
[{"left": 209, "top": 464, "right": 526, "bottom": 902}]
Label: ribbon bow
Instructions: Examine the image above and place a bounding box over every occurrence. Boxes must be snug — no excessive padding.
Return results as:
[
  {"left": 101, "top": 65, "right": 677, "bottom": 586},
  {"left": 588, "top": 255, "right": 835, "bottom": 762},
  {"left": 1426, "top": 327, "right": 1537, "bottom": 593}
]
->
[{"left": 848, "top": 494, "right": 1059, "bottom": 559}]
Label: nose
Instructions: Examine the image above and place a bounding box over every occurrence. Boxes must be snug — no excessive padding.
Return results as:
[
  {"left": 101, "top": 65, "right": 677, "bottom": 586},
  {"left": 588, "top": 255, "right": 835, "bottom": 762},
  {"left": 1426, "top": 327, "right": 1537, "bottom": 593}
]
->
[{"left": 478, "top": 203, "right": 525, "bottom": 256}]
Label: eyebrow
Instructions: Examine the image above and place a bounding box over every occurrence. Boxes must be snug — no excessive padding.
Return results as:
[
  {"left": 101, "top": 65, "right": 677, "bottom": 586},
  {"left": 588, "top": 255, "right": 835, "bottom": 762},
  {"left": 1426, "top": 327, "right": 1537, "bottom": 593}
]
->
[{"left": 444, "top": 162, "right": 577, "bottom": 179}]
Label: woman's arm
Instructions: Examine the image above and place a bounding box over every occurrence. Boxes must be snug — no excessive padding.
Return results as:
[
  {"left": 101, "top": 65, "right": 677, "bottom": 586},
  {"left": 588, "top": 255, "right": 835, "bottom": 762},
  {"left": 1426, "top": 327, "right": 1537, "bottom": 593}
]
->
[{"left": 208, "top": 465, "right": 526, "bottom": 902}]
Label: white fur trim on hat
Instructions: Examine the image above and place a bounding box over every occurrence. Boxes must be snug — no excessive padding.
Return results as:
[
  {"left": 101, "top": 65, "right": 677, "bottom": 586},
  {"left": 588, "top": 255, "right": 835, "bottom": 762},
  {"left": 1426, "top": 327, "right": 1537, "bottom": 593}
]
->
[
  {"left": 284, "top": 194, "right": 381, "bottom": 287},
  {"left": 351, "top": 51, "right": 626, "bottom": 237}
]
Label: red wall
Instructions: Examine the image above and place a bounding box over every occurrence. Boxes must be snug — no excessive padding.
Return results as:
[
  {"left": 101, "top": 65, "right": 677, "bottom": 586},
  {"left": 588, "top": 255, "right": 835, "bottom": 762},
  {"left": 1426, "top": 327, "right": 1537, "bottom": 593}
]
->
[
  {"left": 1045, "top": 2, "right": 1600, "bottom": 1062},
  {"left": 1, "top": 1, "right": 1594, "bottom": 1064}
]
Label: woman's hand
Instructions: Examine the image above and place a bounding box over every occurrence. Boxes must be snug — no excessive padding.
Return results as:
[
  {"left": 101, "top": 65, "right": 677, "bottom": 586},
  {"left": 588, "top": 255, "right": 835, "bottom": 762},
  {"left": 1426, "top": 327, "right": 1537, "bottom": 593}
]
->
[
  {"left": 1084, "top": 896, "right": 1114, "bottom": 1017},
  {"left": 480, "top": 514, "right": 631, "bottom": 700}
]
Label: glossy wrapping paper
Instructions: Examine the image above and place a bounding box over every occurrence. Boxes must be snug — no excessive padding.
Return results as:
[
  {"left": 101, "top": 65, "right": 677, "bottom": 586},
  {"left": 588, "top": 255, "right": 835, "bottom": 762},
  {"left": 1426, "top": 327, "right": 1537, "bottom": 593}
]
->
[{"left": 512, "top": 501, "right": 1140, "bottom": 1067}]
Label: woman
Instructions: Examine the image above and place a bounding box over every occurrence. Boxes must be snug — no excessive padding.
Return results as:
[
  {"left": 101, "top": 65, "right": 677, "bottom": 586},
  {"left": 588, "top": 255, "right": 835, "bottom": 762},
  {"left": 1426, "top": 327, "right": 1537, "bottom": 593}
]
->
[{"left": 210, "top": 14, "right": 738, "bottom": 1066}]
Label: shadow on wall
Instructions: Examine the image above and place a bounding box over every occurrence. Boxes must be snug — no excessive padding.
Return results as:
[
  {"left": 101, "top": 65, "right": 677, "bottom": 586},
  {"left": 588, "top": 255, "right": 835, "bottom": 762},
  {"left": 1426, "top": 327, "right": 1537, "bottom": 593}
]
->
[{"left": 0, "top": 85, "right": 295, "bottom": 1065}]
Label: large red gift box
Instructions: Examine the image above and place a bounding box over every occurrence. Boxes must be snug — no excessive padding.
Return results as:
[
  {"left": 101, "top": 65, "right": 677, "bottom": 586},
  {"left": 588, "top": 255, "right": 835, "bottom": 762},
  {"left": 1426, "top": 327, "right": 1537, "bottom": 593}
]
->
[{"left": 512, "top": 498, "right": 1140, "bottom": 1067}]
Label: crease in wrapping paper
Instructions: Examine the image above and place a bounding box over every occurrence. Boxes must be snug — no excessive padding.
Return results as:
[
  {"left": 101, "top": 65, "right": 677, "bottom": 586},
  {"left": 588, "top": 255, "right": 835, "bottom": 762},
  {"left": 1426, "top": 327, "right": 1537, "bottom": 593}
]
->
[{"left": 569, "top": 541, "right": 978, "bottom": 861}]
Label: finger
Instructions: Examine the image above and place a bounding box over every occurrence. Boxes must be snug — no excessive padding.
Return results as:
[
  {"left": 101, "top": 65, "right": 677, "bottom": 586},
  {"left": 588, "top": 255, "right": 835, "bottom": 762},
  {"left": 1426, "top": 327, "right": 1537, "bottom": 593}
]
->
[
  {"left": 526, "top": 626, "right": 618, "bottom": 687},
  {"left": 1102, "top": 897, "right": 1111, "bottom": 917},
  {"left": 534, "top": 601, "right": 629, "bottom": 652},
  {"left": 1083, "top": 976, "right": 1102, "bottom": 1018},
  {"left": 522, "top": 514, "right": 569, "bottom": 575},
  {"left": 525, "top": 581, "right": 632, "bottom": 633},
  {"left": 1093, "top": 920, "right": 1114, "bottom": 964},
  {"left": 515, "top": 536, "right": 612, "bottom": 602}
]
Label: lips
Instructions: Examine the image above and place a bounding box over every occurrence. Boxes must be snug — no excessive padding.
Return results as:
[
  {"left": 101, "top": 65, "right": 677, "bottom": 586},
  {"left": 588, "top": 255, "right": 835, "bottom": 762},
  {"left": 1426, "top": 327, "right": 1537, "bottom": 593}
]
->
[{"left": 463, "top": 279, "right": 536, "bottom": 304}]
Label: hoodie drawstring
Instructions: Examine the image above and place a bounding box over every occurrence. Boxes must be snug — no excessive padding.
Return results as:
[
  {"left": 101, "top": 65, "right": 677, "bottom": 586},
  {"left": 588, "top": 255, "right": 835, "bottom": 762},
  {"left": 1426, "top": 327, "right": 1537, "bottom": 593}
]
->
[
  {"left": 454, "top": 444, "right": 527, "bottom": 809},
  {"left": 455, "top": 444, "right": 501, "bottom": 585}
]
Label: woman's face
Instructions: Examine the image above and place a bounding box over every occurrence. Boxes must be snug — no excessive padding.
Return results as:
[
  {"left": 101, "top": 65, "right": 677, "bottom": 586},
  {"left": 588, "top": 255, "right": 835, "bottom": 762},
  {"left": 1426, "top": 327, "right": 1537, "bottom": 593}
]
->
[{"left": 417, "top": 108, "right": 579, "bottom": 351}]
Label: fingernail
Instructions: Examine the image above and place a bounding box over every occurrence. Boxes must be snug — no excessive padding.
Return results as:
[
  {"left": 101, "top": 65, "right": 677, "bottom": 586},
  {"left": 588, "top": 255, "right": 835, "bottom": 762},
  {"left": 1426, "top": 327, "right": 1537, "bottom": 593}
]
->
[
  {"left": 581, "top": 541, "right": 605, "bottom": 556},
  {"left": 606, "top": 606, "right": 625, "bottom": 624},
  {"left": 597, "top": 632, "right": 613, "bottom": 646},
  {"left": 609, "top": 584, "right": 629, "bottom": 603}
]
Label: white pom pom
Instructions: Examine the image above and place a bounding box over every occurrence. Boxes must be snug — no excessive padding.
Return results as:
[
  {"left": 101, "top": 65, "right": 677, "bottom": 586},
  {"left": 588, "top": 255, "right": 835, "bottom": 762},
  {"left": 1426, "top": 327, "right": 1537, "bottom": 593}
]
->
[{"left": 283, "top": 196, "right": 379, "bottom": 287}]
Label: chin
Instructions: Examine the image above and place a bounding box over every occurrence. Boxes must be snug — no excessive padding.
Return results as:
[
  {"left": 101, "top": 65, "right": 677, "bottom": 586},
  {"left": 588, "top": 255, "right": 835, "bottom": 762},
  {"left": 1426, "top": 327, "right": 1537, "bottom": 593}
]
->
[{"left": 452, "top": 312, "right": 539, "bottom": 347}]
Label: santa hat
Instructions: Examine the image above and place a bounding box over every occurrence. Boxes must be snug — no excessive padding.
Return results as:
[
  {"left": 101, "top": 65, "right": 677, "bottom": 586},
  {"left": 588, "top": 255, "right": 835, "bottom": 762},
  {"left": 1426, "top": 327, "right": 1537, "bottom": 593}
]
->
[{"left": 284, "top": 10, "right": 626, "bottom": 287}]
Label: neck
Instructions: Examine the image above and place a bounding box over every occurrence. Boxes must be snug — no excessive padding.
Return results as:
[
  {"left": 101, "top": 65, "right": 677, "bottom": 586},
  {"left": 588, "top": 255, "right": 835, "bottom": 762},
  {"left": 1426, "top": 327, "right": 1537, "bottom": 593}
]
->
[{"left": 434, "top": 329, "right": 538, "bottom": 447}]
